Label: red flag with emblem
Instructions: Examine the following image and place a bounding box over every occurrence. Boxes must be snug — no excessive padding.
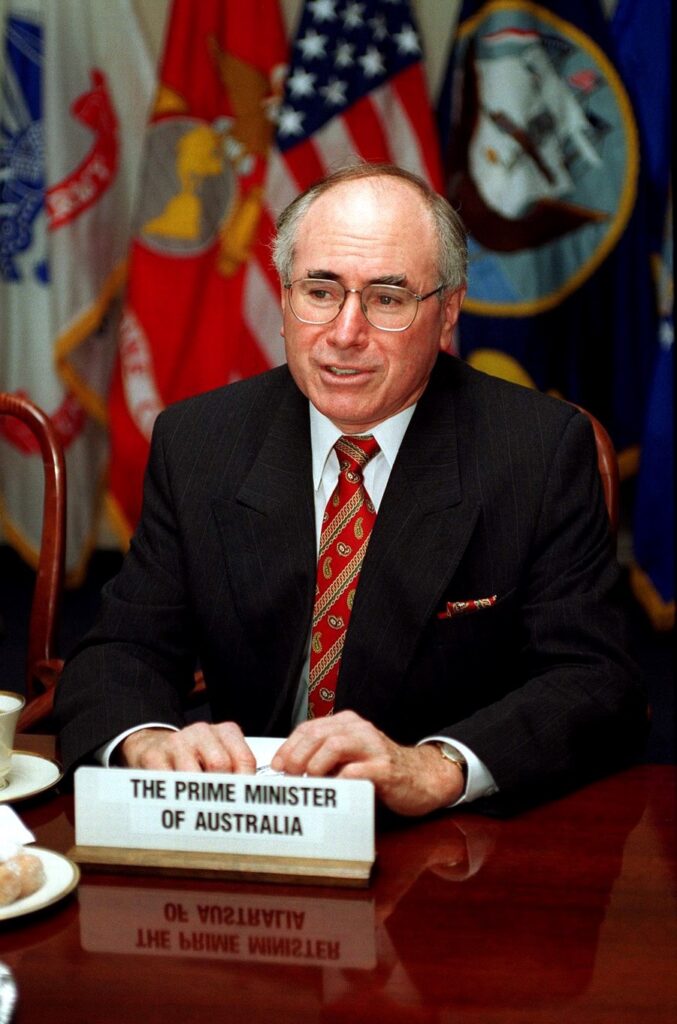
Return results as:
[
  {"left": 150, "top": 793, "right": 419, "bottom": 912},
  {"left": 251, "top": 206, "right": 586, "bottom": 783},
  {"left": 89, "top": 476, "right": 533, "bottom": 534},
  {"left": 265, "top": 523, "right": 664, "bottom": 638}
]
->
[{"left": 107, "top": 0, "right": 288, "bottom": 538}]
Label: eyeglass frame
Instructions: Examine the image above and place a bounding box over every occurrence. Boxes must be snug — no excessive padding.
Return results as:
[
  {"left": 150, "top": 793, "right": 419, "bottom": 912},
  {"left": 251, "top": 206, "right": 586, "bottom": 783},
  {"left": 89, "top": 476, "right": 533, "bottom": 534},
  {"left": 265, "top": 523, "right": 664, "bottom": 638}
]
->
[{"left": 283, "top": 278, "right": 446, "bottom": 333}]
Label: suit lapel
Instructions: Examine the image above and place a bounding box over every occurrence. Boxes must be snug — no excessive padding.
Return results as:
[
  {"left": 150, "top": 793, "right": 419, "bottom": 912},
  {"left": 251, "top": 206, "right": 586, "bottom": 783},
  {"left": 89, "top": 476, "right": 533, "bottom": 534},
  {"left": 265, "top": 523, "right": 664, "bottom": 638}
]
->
[
  {"left": 210, "top": 380, "right": 316, "bottom": 726},
  {"left": 336, "top": 359, "right": 480, "bottom": 717}
]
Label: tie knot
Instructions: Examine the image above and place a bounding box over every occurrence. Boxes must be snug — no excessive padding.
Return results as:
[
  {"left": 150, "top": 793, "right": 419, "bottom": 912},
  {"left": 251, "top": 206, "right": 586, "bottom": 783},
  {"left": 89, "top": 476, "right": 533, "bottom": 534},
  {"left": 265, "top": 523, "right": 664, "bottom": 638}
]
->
[{"left": 335, "top": 434, "right": 380, "bottom": 474}]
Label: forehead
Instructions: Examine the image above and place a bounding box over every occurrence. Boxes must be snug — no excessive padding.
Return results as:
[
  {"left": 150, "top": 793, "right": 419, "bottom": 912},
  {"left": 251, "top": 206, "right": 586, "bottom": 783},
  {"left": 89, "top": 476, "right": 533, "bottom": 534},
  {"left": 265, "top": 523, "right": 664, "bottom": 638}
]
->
[{"left": 293, "top": 178, "right": 438, "bottom": 280}]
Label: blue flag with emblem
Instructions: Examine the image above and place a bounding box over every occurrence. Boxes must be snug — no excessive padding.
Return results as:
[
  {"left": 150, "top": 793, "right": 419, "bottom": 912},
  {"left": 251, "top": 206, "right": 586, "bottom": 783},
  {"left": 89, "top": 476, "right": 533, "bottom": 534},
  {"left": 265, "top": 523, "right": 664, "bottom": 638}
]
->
[
  {"left": 437, "top": 0, "right": 658, "bottom": 463},
  {"left": 611, "top": 0, "right": 673, "bottom": 629},
  {"left": 629, "top": 210, "right": 673, "bottom": 628}
]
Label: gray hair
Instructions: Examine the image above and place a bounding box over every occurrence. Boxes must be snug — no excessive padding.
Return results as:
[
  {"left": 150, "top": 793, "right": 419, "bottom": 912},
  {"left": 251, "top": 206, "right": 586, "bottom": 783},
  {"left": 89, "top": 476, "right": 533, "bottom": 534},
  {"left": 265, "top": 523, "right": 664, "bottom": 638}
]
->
[{"left": 271, "top": 163, "right": 468, "bottom": 293}]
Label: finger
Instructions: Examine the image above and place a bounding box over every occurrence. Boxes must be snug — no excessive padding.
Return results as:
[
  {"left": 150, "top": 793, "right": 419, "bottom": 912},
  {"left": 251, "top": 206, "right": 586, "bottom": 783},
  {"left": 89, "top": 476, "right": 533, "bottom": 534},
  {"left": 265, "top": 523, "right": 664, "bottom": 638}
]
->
[
  {"left": 271, "top": 720, "right": 324, "bottom": 773},
  {"left": 272, "top": 718, "right": 349, "bottom": 775},
  {"left": 280, "top": 719, "right": 382, "bottom": 778},
  {"left": 125, "top": 723, "right": 256, "bottom": 774},
  {"left": 211, "top": 722, "right": 257, "bottom": 773},
  {"left": 138, "top": 739, "right": 199, "bottom": 772},
  {"left": 168, "top": 740, "right": 208, "bottom": 773},
  {"left": 149, "top": 724, "right": 210, "bottom": 772},
  {"left": 271, "top": 737, "right": 317, "bottom": 776},
  {"left": 303, "top": 732, "right": 370, "bottom": 777},
  {"left": 169, "top": 722, "right": 256, "bottom": 774},
  {"left": 119, "top": 728, "right": 177, "bottom": 769}
]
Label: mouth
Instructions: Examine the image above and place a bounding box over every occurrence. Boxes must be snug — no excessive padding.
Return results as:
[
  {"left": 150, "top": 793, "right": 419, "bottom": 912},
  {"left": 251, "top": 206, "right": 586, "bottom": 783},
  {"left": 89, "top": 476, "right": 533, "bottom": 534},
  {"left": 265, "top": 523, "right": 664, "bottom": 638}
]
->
[
  {"left": 321, "top": 364, "right": 373, "bottom": 379},
  {"left": 327, "top": 366, "right": 362, "bottom": 376}
]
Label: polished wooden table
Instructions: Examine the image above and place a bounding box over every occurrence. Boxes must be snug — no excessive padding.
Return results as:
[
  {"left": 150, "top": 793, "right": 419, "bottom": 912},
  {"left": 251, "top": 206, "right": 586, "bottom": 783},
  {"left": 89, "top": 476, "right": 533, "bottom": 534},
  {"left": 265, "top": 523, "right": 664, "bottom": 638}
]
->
[{"left": 2, "top": 736, "right": 676, "bottom": 1023}]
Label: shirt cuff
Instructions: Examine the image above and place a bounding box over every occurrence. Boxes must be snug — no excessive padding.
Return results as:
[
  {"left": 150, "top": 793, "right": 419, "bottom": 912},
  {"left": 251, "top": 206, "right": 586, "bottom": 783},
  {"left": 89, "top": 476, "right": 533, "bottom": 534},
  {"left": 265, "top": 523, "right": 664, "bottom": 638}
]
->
[
  {"left": 418, "top": 736, "right": 499, "bottom": 806},
  {"left": 95, "top": 723, "right": 180, "bottom": 767}
]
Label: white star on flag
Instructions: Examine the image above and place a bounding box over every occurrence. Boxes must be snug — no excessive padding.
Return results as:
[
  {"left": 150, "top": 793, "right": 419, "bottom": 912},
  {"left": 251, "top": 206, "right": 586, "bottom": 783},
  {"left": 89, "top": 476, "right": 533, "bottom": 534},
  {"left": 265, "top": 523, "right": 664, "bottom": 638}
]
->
[
  {"left": 359, "top": 45, "right": 386, "bottom": 77},
  {"left": 297, "top": 28, "right": 328, "bottom": 59},
  {"left": 394, "top": 23, "right": 420, "bottom": 55},
  {"left": 308, "top": 0, "right": 337, "bottom": 22},
  {"left": 369, "top": 15, "right": 388, "bottom": 41},
  {"left": 277, "top": 105, "right": 306, "bottom": 136},
  {"left": 659, "top": 319, "right": 674, "bottom": 349},
  {"left": 343, "top": 2, "right": 365, "bottom": 30},
  {"left": 320, "top": 77, "right": 348, "bottom": 105},
  {"left": 287, "top": 67, "right": 316, "bottom": 97},
  {"left": 334, "top": 41, "right": 355, "bottom": 67}
]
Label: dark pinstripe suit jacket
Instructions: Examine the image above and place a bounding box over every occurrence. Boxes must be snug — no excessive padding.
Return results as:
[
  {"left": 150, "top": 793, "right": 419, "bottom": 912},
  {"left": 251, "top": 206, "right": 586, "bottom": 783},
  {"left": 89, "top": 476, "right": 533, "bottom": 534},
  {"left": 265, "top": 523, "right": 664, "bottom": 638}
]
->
[{"left": 55, "top": 355, "right": 646, "bottom": 805}]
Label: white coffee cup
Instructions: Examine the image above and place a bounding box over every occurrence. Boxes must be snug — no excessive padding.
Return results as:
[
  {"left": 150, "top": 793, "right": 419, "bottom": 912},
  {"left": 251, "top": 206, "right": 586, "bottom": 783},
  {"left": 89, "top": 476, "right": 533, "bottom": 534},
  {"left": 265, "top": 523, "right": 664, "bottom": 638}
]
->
[{"left": 0, "top": 692, "right": 25, "bottom": 789}]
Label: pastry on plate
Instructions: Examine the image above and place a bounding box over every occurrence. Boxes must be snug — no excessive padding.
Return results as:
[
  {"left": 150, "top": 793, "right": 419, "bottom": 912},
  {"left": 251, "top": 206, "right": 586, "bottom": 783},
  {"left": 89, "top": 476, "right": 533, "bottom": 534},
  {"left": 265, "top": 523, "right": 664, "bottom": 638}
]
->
[{"left": 0, "top": 842, "right": 46, "bottom": 906}]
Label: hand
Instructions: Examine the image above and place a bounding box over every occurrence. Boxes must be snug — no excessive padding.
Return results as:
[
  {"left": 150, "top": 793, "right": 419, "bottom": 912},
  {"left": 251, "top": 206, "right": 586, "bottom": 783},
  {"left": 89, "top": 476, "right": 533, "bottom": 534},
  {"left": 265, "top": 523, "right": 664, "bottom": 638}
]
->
[
  {"left": 118, "top": 722, "right": 257, "bottom": 773},
  {"left": 270, "top": 711, "right": 465, "bottom": 816}
]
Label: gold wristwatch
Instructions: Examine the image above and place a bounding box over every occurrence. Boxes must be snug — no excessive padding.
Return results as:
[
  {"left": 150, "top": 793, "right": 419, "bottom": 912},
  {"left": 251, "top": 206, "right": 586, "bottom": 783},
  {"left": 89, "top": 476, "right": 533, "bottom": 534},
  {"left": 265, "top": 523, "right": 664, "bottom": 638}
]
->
[{"left": 435, "top": 742, "right": 468, "bottom": 786}]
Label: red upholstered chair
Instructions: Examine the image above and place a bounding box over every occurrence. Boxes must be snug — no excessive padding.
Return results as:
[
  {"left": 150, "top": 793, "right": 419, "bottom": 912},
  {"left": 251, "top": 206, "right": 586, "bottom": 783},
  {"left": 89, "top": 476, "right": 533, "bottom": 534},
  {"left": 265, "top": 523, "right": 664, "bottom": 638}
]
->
[
  {"left": 0, "top": 393, "right": 66, "bottom": 731},
  {"left": 569, "top": 404, "right": 619, "bottom": 537}
]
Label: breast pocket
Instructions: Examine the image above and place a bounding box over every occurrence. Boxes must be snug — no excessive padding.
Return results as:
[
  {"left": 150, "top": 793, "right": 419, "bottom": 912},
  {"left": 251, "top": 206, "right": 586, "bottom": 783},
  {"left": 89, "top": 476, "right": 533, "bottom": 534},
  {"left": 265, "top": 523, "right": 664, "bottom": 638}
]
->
[{"left": 434, "top": 588, "right": 520, "bottom": 706}]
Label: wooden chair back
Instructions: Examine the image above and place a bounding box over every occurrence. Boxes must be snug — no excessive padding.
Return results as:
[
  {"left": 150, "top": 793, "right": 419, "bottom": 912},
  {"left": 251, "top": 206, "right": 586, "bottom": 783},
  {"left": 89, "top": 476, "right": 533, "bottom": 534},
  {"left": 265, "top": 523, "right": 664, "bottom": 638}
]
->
[{"left": 0, "top": 393, "right": 66, "bottom": 728}]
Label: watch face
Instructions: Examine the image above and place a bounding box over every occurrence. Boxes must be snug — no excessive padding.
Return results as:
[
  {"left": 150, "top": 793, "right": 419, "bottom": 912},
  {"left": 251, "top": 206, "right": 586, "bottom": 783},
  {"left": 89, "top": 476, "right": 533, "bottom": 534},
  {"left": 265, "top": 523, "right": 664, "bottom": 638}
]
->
[{"left": 438, "top": 743, "right": 466, "bottom": 769}]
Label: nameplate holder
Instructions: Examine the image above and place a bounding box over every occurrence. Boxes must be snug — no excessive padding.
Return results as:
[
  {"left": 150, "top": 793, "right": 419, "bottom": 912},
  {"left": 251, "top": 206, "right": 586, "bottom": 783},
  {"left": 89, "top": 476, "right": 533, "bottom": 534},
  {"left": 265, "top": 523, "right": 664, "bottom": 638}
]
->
[{"left": 71, "top": 767, "right": 375, "bottom": 887}]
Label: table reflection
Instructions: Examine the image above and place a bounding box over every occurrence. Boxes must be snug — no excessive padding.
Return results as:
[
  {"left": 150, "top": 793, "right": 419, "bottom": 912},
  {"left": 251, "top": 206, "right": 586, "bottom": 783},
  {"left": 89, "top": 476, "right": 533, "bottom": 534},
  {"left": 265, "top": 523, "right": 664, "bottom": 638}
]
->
[{"left": 79, "top": 882, "right": 376, "bottom": 967}]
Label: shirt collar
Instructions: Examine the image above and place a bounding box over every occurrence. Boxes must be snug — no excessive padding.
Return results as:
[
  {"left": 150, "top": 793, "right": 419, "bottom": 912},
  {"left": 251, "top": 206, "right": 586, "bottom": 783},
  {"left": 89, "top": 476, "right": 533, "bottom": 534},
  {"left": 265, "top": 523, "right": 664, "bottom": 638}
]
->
[{"left": 309, "top": 402, "right": 416, "bottom": 490}]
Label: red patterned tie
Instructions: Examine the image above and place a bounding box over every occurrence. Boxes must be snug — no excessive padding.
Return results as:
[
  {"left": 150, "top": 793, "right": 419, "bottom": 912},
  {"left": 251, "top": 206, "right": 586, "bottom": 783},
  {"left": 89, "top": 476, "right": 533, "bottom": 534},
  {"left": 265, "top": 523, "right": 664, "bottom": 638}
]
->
[{"left": 308, "top": 435, "right": 380, "bottom": 718}]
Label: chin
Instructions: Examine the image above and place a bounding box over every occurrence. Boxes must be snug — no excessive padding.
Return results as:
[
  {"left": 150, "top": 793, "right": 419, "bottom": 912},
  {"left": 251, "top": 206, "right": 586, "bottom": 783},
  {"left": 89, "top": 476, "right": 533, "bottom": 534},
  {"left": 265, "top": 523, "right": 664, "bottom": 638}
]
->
[{"left": 317, "top": 398, "right": 372, "bottom": 428}]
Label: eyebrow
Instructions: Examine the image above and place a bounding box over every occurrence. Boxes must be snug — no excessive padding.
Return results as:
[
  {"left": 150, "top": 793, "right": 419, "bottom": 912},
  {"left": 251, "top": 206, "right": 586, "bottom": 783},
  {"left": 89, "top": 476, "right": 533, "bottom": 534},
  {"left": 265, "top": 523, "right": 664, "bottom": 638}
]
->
[{"left": 305, "top": 270, "right": 408, "bottom": 286}]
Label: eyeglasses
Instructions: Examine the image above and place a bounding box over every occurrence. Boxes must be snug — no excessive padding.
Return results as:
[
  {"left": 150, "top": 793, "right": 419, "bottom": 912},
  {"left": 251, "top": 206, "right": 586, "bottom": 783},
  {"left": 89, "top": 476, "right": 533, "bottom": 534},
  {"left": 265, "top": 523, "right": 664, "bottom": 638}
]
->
[{"left": 285, "top": 278, "right": 445, "bottom": 332}]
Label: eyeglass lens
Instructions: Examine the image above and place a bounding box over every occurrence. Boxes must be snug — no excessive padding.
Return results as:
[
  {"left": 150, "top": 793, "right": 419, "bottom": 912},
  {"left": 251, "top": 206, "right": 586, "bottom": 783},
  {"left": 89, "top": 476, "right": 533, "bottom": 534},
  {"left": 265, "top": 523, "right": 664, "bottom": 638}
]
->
[{"left": 289, "top": 279, "right": 422, "bottom": 330}]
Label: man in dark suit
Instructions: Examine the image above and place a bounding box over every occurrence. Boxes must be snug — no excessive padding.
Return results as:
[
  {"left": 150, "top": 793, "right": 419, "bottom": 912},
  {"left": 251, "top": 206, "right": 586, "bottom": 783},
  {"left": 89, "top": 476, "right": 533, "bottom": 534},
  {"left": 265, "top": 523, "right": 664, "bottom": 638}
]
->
[{"left": 54, "top": 164, "right": 646, "bottom": 815}]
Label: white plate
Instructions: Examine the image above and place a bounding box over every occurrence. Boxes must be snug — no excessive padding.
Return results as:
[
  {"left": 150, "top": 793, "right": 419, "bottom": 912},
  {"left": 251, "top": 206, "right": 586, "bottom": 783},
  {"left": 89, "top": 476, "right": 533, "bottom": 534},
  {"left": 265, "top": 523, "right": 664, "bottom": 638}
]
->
[
  {"left": 0, "top": 751, "right": 63, "bottom": 804},
  {"left": 0, "top": 847, "right": 80, "bottom": 921}
]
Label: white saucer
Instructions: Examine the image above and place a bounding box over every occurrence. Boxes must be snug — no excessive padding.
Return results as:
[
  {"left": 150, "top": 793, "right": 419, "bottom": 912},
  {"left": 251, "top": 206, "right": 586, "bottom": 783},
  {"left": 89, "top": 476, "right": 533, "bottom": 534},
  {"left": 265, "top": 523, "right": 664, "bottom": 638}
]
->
[
  {"left": 0, "top": 751, "right": 63, "bottom": 804},
  {"left": 0, "top": 847, "right": 79, "bottom": 921}
]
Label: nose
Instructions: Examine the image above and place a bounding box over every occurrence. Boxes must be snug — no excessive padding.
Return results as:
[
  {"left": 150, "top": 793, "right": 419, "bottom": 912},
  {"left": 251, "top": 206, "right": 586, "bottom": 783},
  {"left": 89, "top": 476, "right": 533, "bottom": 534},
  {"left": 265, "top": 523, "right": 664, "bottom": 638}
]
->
[{"left": 327, "top": 290, "right": 368, "bottom": 348}]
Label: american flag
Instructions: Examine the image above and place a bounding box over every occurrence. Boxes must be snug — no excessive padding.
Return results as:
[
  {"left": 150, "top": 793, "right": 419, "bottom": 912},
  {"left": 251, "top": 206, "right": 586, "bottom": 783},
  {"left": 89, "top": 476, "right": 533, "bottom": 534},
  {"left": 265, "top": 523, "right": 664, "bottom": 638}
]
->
[
  {"left": 243, "top": 0, "right": 443, "bottom": 367},
  {"left": 277, "top": 0, "right": 441, "bottom": 181}
]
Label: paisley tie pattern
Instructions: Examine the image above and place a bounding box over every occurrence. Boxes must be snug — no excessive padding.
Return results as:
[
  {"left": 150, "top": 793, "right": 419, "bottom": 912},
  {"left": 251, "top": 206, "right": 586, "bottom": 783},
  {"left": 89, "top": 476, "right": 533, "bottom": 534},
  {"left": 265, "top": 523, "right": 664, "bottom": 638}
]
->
[{"left": 308, "top": 435, "right": 380, "bottom": 718}]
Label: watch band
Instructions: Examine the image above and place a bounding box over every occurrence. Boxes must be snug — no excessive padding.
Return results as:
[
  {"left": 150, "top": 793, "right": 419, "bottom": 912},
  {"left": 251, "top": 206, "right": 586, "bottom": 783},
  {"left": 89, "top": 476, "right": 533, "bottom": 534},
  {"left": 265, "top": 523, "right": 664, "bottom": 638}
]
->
[{"left": 435, "top": 742, "right": 468, "bottom": 785}]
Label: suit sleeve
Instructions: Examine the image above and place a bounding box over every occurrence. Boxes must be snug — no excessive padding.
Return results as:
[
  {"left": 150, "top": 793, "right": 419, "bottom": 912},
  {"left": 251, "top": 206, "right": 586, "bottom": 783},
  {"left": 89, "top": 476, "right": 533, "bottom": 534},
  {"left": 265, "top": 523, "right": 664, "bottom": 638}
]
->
[
  {"left": 442, "top": 410, "right": 647, "bottom": 808},
  {"left": 54, "top": 411, "right": 197, "bottom": 771}
]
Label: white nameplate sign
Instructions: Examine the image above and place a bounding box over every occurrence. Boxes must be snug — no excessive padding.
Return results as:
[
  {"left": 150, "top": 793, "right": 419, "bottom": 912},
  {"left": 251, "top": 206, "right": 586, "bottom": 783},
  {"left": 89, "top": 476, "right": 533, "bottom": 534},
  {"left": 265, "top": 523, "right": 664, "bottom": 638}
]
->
[{"left": 72, "top": 765, "right": 375, "bottom": 885}]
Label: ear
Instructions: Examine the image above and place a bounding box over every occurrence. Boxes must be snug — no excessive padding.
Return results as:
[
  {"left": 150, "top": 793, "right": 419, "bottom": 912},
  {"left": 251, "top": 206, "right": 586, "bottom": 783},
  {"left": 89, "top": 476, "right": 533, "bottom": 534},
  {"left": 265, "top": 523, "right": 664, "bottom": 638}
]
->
[
  {"left": 280, "top": 284, "right": 287, "bottom": 338},
  {"left": 439, "top": 286, "right": 466, "bottom": 353}
]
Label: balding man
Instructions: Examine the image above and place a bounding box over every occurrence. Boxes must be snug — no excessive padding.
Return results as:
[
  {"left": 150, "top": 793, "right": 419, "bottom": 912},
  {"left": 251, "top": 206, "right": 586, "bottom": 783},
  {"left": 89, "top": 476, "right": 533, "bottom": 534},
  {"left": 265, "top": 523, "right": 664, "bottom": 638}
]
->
[{"left": 55, "top": 164, "right": 646, "bottom": 815}]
